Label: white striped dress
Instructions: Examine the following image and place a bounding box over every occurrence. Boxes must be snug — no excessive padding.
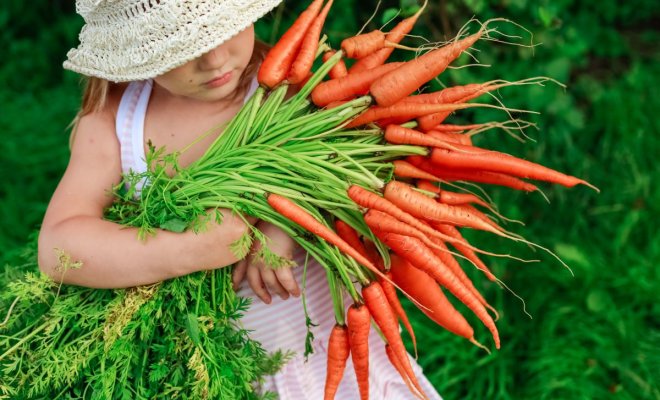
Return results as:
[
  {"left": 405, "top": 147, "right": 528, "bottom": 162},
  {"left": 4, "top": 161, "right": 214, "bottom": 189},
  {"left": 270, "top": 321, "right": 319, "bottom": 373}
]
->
[{"left": 115, "top": 79, "right": 443, "bottom": 400}]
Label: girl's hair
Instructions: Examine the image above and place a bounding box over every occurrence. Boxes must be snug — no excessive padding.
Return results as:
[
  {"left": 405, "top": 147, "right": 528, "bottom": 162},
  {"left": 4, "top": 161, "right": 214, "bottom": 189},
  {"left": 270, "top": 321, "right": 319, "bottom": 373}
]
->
[{"left": 70, "top": 39, "right": 270, "bottom": 144}]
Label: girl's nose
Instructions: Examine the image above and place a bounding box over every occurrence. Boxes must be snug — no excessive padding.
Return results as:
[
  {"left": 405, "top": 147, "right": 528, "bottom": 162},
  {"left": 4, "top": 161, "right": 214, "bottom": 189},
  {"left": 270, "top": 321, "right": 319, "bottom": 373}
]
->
[{"left": 198, "top": 44, "right": 229, "bottom": 70}]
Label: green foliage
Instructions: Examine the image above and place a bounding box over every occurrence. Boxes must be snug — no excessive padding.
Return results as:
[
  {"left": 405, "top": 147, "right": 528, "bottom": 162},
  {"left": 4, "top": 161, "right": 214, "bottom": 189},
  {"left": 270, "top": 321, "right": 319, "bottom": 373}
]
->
[{"left": 1, "top": 0, "right": 658, "bottom": 399}]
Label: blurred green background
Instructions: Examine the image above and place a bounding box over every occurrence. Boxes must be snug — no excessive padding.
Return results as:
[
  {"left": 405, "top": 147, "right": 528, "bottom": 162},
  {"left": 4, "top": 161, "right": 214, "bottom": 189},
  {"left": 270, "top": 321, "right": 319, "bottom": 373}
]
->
[{"left": 1, "top": 0, "right": 658, "bottom": 399}]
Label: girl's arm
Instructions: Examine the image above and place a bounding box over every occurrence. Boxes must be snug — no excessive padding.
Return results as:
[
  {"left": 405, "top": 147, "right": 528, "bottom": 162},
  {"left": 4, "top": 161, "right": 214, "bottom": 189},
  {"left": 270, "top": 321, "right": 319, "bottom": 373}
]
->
[{"left": 38, "top": 106, "right": 251, "bottom": 289}]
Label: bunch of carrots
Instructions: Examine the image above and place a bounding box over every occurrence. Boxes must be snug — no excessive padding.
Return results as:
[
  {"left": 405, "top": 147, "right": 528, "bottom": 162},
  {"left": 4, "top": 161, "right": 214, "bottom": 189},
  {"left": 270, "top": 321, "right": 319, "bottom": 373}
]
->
[
  {"left": 255, "top": 1, "right": 597, "bottom": 399},
  {"left": 0, "top": 1, "right": 597, "bottom": 399}
]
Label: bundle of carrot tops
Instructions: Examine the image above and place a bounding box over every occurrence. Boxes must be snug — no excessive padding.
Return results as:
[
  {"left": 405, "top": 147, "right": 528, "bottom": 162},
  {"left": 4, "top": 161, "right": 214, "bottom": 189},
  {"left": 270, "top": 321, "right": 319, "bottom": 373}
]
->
[{"left": 0, "top": 1, "right": 597, "bottom": 399}]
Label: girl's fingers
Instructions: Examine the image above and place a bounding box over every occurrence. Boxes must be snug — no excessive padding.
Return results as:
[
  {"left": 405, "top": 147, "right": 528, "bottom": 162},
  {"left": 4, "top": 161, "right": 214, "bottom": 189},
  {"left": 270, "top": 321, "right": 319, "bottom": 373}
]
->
[
  {"left": 259, "top": 266, "right": 290, "bottom": 300},
  {"left": 232, "top": 259, "right": 248, "bottom": 291},
  {"left": 274, "top": 267, "right": 301, "bottom": 297},
  {"left": 247, "top": 262, "right": 272, "bottom": 304}
]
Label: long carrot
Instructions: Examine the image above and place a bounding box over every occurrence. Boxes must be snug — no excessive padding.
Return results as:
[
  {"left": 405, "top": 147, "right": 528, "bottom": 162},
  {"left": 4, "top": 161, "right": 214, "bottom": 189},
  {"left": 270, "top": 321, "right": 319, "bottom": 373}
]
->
[
  {"left": 417, "top": 180, "right": 491, "bottom": 209},
  {"left": 348, "top": 185, "right": 477, "bottom": 249},
  {"left": 324, "top": 324, "right": 351, "bottom": 400},
  {"left": 258, "top": 0, "right": 324, "bottom": 88},
  {"left": 346, "top": 102, "right": 480, "bottom": 128},
  {"left": 334, "top": 220, "right": 369, "bottom": 260},
  {"left": 426, "top": 130, "right": 473, "bottom": 146},
  {"left": 384, "top": 124, "right": 462, "bottom": 150},
  {"left": 433, "top": 223, "right": 497, "bottom": 281},
  {"left": 362, "top": 282, "right": 427, "bottom": 398},
  {"left": 393, "top": 160, "right": 441, "bottom": 182},
  {"left": 380, "top": 271, "right": 417, "bottom": 356},
  {"left": 341, "top": 30, "right": 386, "bottom": 59},
  {"left": 430, "top": 148, "right": 597, "bottom": 189},
  {"left": 370, "top": 28, "right": 486, "bottom": 106},
  {"left": 385, "top": 343, "right": 421, "bottom": 398},
  {"left": 383, "top": 181, "right": 503, "bottom": 234},
  {"left": 347, "top": 303, "right": 371, "bottom": 400},
  {"left": 349, "top": 1, "right": 428, "bottom": 73},
  {"left": 288, "top": 0, "right": 334, "bottom": 84},
  {"left": 267, "top": 193, "right": 381, "bottom": 275},
  {"left": 406, "top": 156, "right": 539, "bottom": 192},
  {"left": 375, "top": 231, "right": 500, "bottom": 348},
  {"left": 311, "top": 62, "right": 404, "bottom": 107},
  {"left": 389, "top": 255, "right": 479, "bottom": 342},
  {"left": 323, "top": 50, "right": 348, "bottom": 79}
]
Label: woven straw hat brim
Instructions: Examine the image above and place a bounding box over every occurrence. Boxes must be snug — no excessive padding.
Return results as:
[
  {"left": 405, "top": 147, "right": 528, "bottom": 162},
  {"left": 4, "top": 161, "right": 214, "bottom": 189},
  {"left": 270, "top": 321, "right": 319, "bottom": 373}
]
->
[{"left": 64, "top": 0, "right": 283, "bottom": 82}]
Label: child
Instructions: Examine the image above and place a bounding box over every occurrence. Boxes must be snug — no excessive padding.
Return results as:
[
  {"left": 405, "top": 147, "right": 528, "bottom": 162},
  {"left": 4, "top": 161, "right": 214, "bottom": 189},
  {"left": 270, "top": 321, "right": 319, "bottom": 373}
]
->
[{"left": 39, "top": 0, "right": 443, "bottom": 398}]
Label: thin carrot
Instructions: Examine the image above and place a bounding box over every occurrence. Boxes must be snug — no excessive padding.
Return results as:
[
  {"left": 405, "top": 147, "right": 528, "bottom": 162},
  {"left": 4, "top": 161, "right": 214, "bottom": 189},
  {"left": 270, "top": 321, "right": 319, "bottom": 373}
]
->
[
  {"left": 434, "top": 223, "right": 497, "bottom": 282},
  {"left": 324, "top": 324, "right": 351, "bottom": 400},
  {"left": 349, "top": 1, "right": 428, "bottom": 73},
  {"left": 348, "top": 185, "right": 476, "bottom": 250},
  {"left": 347, "top": 303, "right": 371, "bottom": 400},
  {"left": 389, "top": 255, "right": 487, "bottom": 350},
  {"left": 427, "top": 237, "right": 499, "bottom": 319},
  {"left": 385, "top": 343, "right": 421, "bottom": 398},
  {"left": 311, "top": 62, "right": 403, "bottom": 107},
  {"left": 258, "top": 0, "right": 324, "bottom": 88},
  {"left": 362, "top": 282, "right": 427, "bottom": 398},
  {"left": 416, "top": 180, "right": 491, "bottom": 209},
  {"left": 384, "top": 124, "right": 461, "bottom": 150},
  {"left": 374, "top": 231, "right": 500, "bottom": 348},
  {"left": 323, "top": 50, "right": 348, "bottom": 79},
  {"left": 370, "top": 28, "right": 486, "bottom": 106},
  {"left": 430, "top": 148, "right": 597, "bottom": 189},
  {"left": 288, "top": 0, "right": 334, "bottom": 84},
  {"left": 267, "top": 193, "right": 381, "bottom": 276},
  {"left": 426, "top": 130, "right": 473, "bottom": 146},
  {"left": 335, "top": 220, "right": 369, "bottom": 260},
  {"left": 346, "top": 102, "right": 480, "bottom": 128},
  {"left": 406, "top": 156, "right": 539, "bottom": 192},
  {"left": 383, "top": 181, "right": 503, "bottom": 234},
  {"left": 380, "top": 271, "right": 417, "bottom": 356},
  {"left": 393, "top": 160, "right": 441, "bottom": 182},
  {"left": 341, "top": 30, "right": 386, "bottom": 59}
]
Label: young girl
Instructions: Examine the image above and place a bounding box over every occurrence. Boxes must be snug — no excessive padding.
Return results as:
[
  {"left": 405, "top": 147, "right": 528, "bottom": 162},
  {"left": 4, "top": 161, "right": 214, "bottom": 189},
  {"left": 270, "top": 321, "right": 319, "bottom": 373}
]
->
[{"left": 39, "top": 0, "right": 442, "bottom": 398}]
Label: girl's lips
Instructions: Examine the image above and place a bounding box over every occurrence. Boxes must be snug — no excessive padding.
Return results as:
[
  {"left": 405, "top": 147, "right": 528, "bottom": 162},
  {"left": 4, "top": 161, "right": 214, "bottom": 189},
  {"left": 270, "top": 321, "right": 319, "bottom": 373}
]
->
[{"left": 206, "top": 71, "right": 233, "bottom": 88}]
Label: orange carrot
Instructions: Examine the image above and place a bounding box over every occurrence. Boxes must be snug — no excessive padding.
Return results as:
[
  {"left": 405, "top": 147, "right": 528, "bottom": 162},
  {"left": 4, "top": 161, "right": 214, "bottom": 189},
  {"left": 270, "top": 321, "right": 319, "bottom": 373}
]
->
[
  {"left": 380, "top": 271, "right": 417, "bottom": 355},
  {"left": 374, "top": 231, "right": 500, "bottom": 348},
  {"left": 335, "top": 220, "right": 369, "bottom": 260},
  {"left": 430, "top": 148, "right": 595, "bottom": 189},
  {"left": 346, "top": 102, "right": 478, "bottom": 128},
  {"left": 363, "top": 239, "right": 385, "bottom": 271},
  {"left": 426, "top": 130, "right": 473, "bottom": 146},
  {"left": 427, "top": 237, "right": 497, "bottom": 318},
  {"left": 342, "top": 30, "right": 386, "bottom": 59},
  {"left": 349, "top": 2, "right": 427, "bottom": 73},
  {"left": 324, "top": 324, "right": 351, "bottom": 400},
  {"left": 417, "top": 180, "right": 490, "bottom": 209},
  {"left": 370, "top": 29, "right": 486, "bottom": 106},
  {"left": 389, "top": 255, "right": 476, "bottom": 340},
  {"left": 393, "top": 160, "right": 441, "bottom": 182},
  {"left": 348, "top": 185, "right": 471, "bottom": 248},
  {"left": 258, "top": 0, "right": 324, "bottom": 88},
  {"left": 267, "top": 193, "right": 381, "bottom": 275},
  {"left": 347, "top": 303, "right": 371, "bottom": 400},
  {"left": 323, "top": 50, "right": 348, "bottom": 79},
  {"left": 406, "top": 156, "right": 539, "bottom": 192},
  {"left": 384, "top": 124, "right": 459, "bottom": 150},
  {"left": 311, "top": 62, "right": 404, "bottom": 107},
  {"left": 385, "top": 343, "right": 420, "bottom": 397},
  {"left": 433, "top": 222, "right": 497, "bottom": 281},
  {"left": 288, "top": 0, "right": 334, "bottom": 84},
  {"left": 362, "top": 282, "right": 427, "bottom": 397},
  {"left": 383, "top": 181, "right": 502, "bottom": 234}
]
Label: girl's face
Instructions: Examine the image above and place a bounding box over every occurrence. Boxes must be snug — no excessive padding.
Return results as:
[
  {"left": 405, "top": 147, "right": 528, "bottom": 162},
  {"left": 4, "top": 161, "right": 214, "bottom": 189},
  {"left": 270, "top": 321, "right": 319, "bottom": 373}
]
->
[{"left": 154, "top": 25, "right": 255, "bottom": 102}]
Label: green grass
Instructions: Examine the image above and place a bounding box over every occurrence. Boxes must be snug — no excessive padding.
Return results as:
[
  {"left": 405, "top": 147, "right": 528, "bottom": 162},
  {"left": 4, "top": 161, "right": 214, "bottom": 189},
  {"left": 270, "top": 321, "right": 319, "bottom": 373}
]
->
[{"left": 1, "top": 1, "right": 658, "bottom": 399}]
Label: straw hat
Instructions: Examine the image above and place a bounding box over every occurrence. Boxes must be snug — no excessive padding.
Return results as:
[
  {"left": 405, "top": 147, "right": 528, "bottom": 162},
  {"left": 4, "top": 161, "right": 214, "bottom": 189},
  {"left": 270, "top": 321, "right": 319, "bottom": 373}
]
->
[{"left": 64, "top": 0, "right": 283, "bottom": 82}]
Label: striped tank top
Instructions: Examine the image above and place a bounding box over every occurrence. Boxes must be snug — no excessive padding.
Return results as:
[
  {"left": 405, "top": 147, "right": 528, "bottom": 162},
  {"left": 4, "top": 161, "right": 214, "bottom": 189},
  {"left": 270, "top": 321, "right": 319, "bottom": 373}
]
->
[{"left": 115, "top": 78, "right": 442, "bottom": 400}]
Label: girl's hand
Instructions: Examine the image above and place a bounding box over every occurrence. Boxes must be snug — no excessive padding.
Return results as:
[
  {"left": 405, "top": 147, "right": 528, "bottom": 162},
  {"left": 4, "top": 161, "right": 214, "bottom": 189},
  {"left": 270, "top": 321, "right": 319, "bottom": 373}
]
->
[{"left": 232, "top": 221, "right": 301, "bottom": 304}]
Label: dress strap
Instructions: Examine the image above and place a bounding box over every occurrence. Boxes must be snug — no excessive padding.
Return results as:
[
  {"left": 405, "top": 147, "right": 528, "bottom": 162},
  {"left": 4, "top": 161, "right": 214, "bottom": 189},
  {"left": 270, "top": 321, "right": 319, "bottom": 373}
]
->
[{"left": 115, "top": 80, "right": 153, "bottom": 189}]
